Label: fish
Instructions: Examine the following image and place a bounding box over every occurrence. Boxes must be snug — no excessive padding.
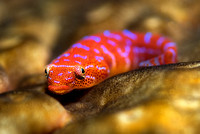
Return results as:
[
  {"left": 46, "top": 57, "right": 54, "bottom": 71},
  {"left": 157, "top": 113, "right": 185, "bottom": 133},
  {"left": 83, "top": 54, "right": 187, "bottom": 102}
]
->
[{"left": 45, "top": 30, "right": 177, "bottom": 94}]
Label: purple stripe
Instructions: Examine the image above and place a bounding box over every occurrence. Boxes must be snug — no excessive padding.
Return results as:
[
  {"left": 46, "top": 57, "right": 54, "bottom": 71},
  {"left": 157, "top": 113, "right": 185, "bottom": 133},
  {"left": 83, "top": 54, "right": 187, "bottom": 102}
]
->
[
  {"left": 85, "top": 75, "right": 96, "bottom": 80},
  {"left": 64, "top": 59, "right": 70, "bottom": 61},
  {"left": 54, "top": 60, "right": 59, "bottom": 63},
  {"left": 85, "top": 65, "right": 94, "bottom": 69},
  {"left": 58, "top": 73, "right": 63, "bottom": 76},
  {"left": 74, "top": 54, "right": 87, "bottom": 59},
  {"left": 112, "top": 34, "right": 122, "bottom": 40},
  {"left": 168, "top": 48, "right": 176, "bottom": 62},
  {"left": 51, "top": 65, "right": 74, "bottom": 68},
  {"left": 94, "top": 49, "right": 100, "bottom": 54},
  {"left": 63, "top": 53, "right": 70, "bottom": 57},
  {"left": 84, "top": 36, "right": 101, "bottom": 43},
  {"left": 96, "top": 65, "right": 106, "bottom": 70},
  {"left": 144, "top": 32, "right": 152, "bottom": 44},
  {"left": 103, "top": 30, "right": 110, "bottom": 36},
  {"left": 65, "top": 77, "right": 73, "bottom": 81},
  {"left": 123, "top": 29, "right": 137, "bottom": 40},
  {"left": 157, "top": 37, "right": 165, "bottom": 46},
  {"left": 75, "top": 61, "right": 82, "bottom": 64},
  {"left": 107, "top": 40, "right": 116, "bottom": 46},
  {"left": 154, "top": 57, "right": 160, "bottom": 65},
  {"left": 164, "top": 42, "right": 176, "bottom": 51},
  {"left": 72, "top": 43, "right": 90, "bottom": 51},
  {"left": 54, "top": 80, "right": 60, "bottom": 84}
]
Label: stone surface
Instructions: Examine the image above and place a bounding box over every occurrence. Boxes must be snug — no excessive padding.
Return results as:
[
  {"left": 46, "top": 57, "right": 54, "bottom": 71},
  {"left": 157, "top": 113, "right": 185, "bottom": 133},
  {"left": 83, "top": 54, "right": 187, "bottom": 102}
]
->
[
  {"left": 0, "top": 90, "right": 71, "bottom": 134},
  {"left": 0, "top": 66, "right": 10, "bottom": 93},
  {"left": 55, "top": 61, "right": 200, "bottom": 134},
  {"left": 0, "top": 18, "right": 60, "bottom": 89}
]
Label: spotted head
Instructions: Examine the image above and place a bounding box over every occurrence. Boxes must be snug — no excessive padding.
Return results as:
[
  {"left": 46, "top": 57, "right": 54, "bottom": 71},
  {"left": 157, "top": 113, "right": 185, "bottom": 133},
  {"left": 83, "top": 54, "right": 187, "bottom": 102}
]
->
[{"left": 45, "top": 59, "right": 109, "bottom": 94}]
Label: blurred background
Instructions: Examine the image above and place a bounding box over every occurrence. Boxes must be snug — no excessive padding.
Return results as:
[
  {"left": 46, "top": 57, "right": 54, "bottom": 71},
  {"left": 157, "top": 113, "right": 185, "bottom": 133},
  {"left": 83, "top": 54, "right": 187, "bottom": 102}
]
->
[{"left": 0, "top": 0, "right": 200, "bottom": 134}]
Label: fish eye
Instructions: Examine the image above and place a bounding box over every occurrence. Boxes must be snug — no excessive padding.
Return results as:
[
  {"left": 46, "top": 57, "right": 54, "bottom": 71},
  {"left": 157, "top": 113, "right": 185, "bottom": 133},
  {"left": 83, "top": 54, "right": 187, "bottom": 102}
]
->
[
  {"left": 45, "top": 69, "right": 48, "bottom": 77},
  {"left": 45, "top": 66, "right": 50, "bottom": 78},
  {"left": 75, "top": 67, "right": 85, "bottom": 80},
  {"left": 81, "top": 68, "right": 85, "bottom": 74}
]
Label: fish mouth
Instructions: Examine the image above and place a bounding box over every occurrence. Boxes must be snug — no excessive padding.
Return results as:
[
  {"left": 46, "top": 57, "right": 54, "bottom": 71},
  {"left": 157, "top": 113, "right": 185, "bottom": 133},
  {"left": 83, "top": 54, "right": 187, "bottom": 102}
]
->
[{"left": 48, "top": 85, "right": 73, "bottom": 94}]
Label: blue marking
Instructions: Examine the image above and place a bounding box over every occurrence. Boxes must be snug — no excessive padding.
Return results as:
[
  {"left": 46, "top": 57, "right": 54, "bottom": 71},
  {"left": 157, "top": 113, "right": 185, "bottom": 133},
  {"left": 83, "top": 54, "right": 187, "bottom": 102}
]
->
[
  {"left": 117, "top": 48, "right": 122, "bottom": 55},
  {"left": 94, "top": 49, "right": 100, "bottom": 54},
  {"left": 54, "top": 80, "right": 60, "bottom": 84},
  {"left": 126, "top": 39, "right": 132, "bottom": 45},
  {"left": 133, "top": 47, "right": 139, "bottom": 53},
  {"left": 75, "top": 61, "right": 82, "bottom": 64},
  {"left": 117, "top": 43, "right": 131, "bottom": 57},
  {"left": 147, "top": 61, "right": 152, "bottom": 66},
  {"left": 104, "top": 30, "right": 121, "bottom": 40},
  {"left": 103, "top": 30, "right": 110, "bottom": 36},
  {"left": 144, "top": 32, "right": 152, "bottom": 44},
  {"left": 140, "top": 47, "right": 146, "bottom": 53},
  {"left": 139, "top": 62, "right": 144, "bottom": 66},
  {"left": 142, "top": 47, "right": 146, "bottom": 53},
  {"left": 74, "top": 54, "right": 87, "bottom": 59},
  {"left": 148, "top": 49, "right": 160, "bottom": 55},
  {"left": 52, "top": 65, "right": 74, "bottom": 68},
  {"left": 136, "top": 47, "right": 145, "bottom": 53},
  {"left": 63, "top": 53, "right": 70, "bottom": 57},
  {"left": 168, "top": 48, "right": 176, "bottom": 55},
  {"left": 101, "top": 45, "right": 108, "bottom": 53},
  {"left": 83, "top": 36, "right": 88, "bottom": 39},
  {"left": 157, "top": 37, "right": 165, "bottom": 46},
  {"left": 85, "top": 75, "right": 95, "bottom": 80},
  {"left": 123, "top": 29, "right": 137, "bottom": 40},
  {"left": 112, "top": 34, "right": 122, "bottom": 40},
  {"left": 64, "top": 59, "right": 70, "bottom": 61},
  {"left": 100, "top": 45, "right": 116, "bottom": 67},
  {"left": 72, "top": 43, "right": 90, "bottom": 51},
  {"left": 164, "top": 42, "right": 176, "bottom": 51},
  {"left": 125, "top": 45, "right": 131, "bottom": 53},
  {"left": 65, "top": 77, "right": 73, "bottom": 81},
  {"left": 85, "top": 65, "right": 94, "bottom": 69},
  {"left": 84, "top": 36, "right": 101, "bottom": 43},
  {"left": 95, "top": 56, "right": 104, "bottom": 62},
  {"left": 96, "top": 65, "right": 106, "bottom": 70},
  {"left": 54, "top": 60, "right": 59, "bottom": 63},
  {"left": 107, "top": 40, "right": 116, "bottom": 46},
  {"left": 48, "top": 77, "right": 52, "bottom": 80},
  {"left": 134, "top": 47, "right": 146, "bottom": 53},
  {"left": 143, "top": 60, "right": 152, "bottom": 66},
  {"left": 168, "top": 48, "right": 176, "bottom": 62},
  {"left": 154, "top": 57, "right": 160, "bottom": 65},
  {"left": 57, "top": 56, "right": 62, "bottom": 59},
  {"left": 58, "top": 73, "right": 63, "bottom": 76}
]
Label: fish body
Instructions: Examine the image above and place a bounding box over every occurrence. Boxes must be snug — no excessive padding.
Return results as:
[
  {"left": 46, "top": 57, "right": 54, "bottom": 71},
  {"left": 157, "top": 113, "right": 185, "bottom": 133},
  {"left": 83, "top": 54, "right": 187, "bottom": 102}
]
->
[{"left": 46, "top": 30, "right": 177, "bottom": 94}]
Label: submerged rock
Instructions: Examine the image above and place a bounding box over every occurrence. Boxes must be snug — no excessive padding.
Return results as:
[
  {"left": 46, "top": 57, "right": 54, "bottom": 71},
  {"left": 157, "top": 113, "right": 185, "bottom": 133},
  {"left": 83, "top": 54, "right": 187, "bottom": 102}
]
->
[
  {"left": 0, "top": 65, "right": 10, "bottom": 93},
  {"left": 0, "top": 90, "right": 71, "bottom": 134},
  {"left": 55, "top": 61, "right": 200, "bottom": 134},
  {"left": 0, "top": 18, "right": 59, "bottom": 90}
]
